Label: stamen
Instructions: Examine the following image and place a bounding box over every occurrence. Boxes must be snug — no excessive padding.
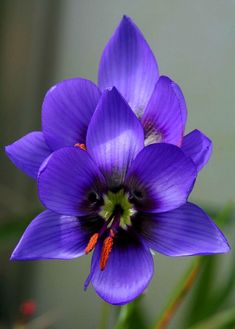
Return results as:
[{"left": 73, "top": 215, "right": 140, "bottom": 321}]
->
[
  {"left": 100, "top": 233, "right": 114, "bottom": 271},
  {"left": 74, "top": 143, "right": 86, "bottom": 150},
  {"left": 85, "top": 233, "right": 99, "bottom": 254}
]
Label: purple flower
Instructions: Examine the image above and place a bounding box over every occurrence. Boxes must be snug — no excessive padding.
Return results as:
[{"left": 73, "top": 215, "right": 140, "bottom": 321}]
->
[
  {"left": 5, "top": 16, "right": 211, "bottom": 179},
  {"left": 11, "top": 89, "right": 229, "bottom": 305}
]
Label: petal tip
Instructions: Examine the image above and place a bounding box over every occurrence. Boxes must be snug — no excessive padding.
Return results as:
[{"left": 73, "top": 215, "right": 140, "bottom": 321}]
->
[
  {"left": 158, "top": 75, "right": 172, "bottom": 83},
  {"left": 5, "top": 143, "right": 14, "bottom": 158},
  {"left": 4, "top": 144, "right": 11, "bottom": 158},
  {"left": 4, "top": 144, "right": 9, "bottom": 151},
  {"left": 120, "top": 15, "right": 133, "bottom": 26},
  {"left": 122, "top": 14, "right": 129, "bottom": 20},
  {"left": 10, "top": 252, "right": 18, "bottom": 261},
  {"left": 219, "top": 238, "right": 231, "bottom": 254},
  {"left": 109, "top": 86, "right": 119, "bottom": 94},
  {"left": 225, "top": 244, "right": 231, "bottom": 253},
  {"left": 182, "top": 130, "right": 213, "bottom": 172}
]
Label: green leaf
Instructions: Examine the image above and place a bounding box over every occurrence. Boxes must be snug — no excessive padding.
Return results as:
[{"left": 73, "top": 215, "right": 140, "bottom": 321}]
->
[
  {"left": 184, "top": 256, "right": 218, "bottom": 325},
  {"left": 188, "top": 307, "right": 235, "bottom": 329},
  {"left": 185, "top": 204, "right": 234, "bottom": 327},
  {"left": 213, "top": 203, "right": 234, "bottom": 228},
  {"left": 153, "top": 258, "right": 201, "bottom": 329}
]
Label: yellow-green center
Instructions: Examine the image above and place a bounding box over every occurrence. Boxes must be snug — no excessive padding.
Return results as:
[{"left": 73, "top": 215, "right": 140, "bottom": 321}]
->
[{"left": 100, "top": 189, "right": 134, "bottom": 229}]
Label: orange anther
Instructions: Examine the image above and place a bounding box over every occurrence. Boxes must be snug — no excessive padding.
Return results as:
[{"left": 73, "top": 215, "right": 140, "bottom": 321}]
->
[
  {"left": 85, "top": 233, "right": 99, "bottom": 254},
  {"left": 74, "top": 143, "right": 86, "bottom": 150},
  {"left": 100, "top": 236, "right": 114, "bottom": 271}
]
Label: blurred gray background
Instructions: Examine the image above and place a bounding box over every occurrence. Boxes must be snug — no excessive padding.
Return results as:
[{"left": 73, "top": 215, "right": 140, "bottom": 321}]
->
[{"left": 1, "top": 0, "right": 235, "bottom": 328}]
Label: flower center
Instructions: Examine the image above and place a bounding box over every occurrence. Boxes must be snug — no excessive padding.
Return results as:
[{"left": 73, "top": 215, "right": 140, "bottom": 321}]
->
[
  {"left": 100, "top": 189, "right": 134, "bottom": 229},
  {"left": 84, "top": 189, "right": 135, "bottom": 271}
]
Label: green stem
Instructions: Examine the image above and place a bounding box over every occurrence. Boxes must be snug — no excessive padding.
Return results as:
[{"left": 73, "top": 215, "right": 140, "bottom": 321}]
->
[
  {"left": 99, "top": 302, "right": 110, "bottom": 329},
  {"left": 153, "top": 258, "right": 201, "bottom": 329},
  {"left": 114, "top": 295, "right": 147, "bottom": 329}
]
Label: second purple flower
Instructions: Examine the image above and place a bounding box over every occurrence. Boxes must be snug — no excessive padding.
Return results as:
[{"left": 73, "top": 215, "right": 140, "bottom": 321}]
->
[{"left": 6, "top": 16, "right": 211, "bottom": 178}]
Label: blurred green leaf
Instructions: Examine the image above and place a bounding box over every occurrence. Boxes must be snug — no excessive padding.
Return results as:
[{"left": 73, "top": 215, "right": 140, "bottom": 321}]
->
[
  {"left": 185, "top": 204, "right": 234, "bottom": 327},
  {"left": 213, "top": 203, "right": 234, "bottom": 227},
  {"left": 188, "top": 306, "right": 235, "bottom": 329},
  {"left": 114, "top": 296, "right": 148, "bottom": 329},
  {"left": 206, "top": 253, "right": 235, "bottom": 317},
  {"left": 184, "top": 256, "right": 218, "bottom": 325},
  {"left": 153, "top": 258, "right": 201, "bottom": 329}
]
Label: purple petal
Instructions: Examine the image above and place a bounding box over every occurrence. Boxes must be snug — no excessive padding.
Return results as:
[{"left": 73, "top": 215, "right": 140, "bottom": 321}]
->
[
  {"left": 182, "top": 129, "right": 212, "bottom": 172},
  {"left": 38, "top": 147, "right": 106, "bottom": 216},
  {"left": 89, "top": 229, "right": 154, "bottom": 305},
  {"left": 42, "top": 78, "right": 101, "bottom": 150},
  {"left": 141, "top": 76, "right": 187, "bottom": 146},
  {"left": 98, "top": 16, "right": 159, "bottom": 117},
  {"left": 126, "top": 143, "right": 197, "bottom": 213},
  {"left": 86, "top": 88, "right": 144, "bottom": 187},
  {"left": 5, "top": 132, "right": 51, "bottom": 179},
  {"left": 11, "top": 210, "right": 103, "bottom": 260},
  {"left": 133, "top": 202, "right": 230, "bottom": 256}
]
